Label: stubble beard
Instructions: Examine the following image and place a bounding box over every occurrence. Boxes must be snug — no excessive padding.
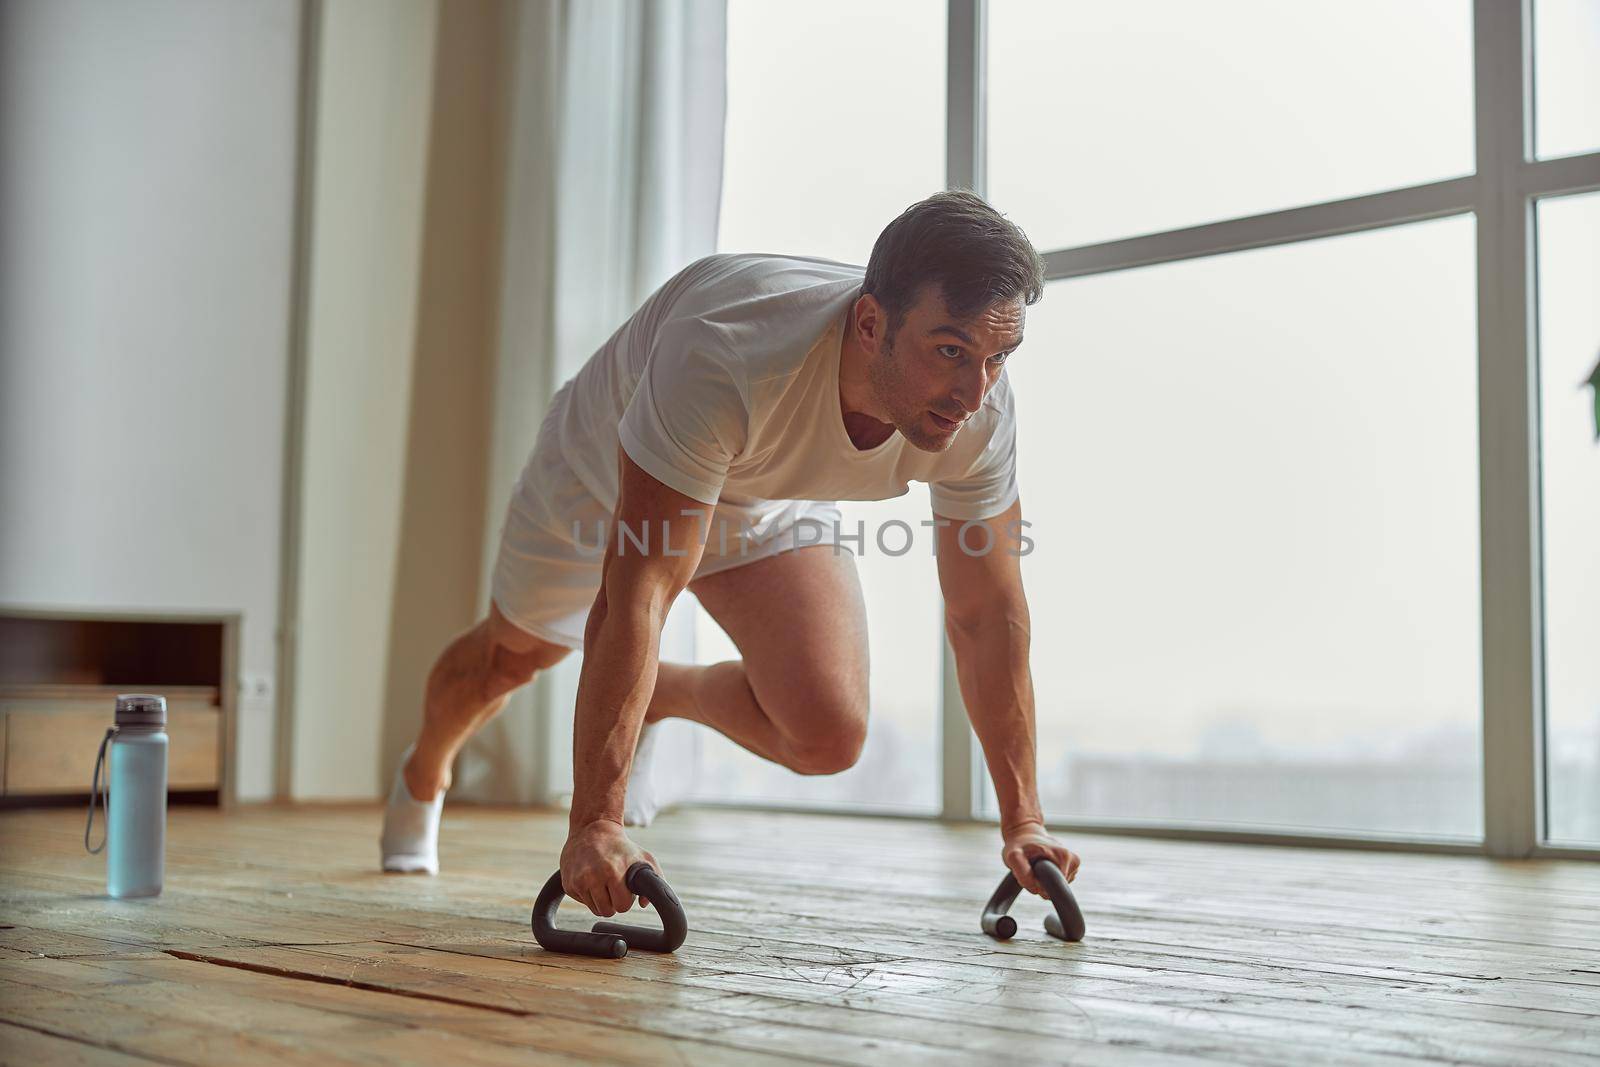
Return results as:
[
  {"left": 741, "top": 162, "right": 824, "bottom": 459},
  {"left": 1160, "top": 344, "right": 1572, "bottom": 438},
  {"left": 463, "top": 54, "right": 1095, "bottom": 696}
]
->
[{"left": 869, "top": 333, "right": 955, "bottom": 454}]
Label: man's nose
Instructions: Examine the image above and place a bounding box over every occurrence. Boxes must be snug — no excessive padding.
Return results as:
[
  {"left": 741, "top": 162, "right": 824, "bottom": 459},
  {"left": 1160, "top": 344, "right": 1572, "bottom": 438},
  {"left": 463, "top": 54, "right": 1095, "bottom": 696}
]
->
[{"left": 951, "top": 362, "right": 986, "bottom": 415}]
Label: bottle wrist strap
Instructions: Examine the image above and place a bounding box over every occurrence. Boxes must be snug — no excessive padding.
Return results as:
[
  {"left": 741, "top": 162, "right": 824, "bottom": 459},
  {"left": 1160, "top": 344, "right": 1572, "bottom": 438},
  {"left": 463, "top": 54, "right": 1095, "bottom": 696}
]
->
[{"left": 84, "top": 727, "right": 115, "bottom": 855}]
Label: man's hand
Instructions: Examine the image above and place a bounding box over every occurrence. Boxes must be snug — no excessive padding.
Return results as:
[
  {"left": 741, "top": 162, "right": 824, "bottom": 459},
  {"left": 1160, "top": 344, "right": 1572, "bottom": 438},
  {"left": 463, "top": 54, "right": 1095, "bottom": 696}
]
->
[
  {"left": 1001, "top": 821, "right": 1081, "bottom": 897},
  {"left": 560, "top": 820, "right": 660, "bottom": 917}
]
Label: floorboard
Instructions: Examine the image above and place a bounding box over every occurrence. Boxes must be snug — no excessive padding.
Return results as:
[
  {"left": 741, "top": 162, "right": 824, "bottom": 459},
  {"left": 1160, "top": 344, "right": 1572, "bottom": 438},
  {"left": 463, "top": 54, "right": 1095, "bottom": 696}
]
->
[{"left": 1, "top": 805, "right": 1597, "bottom": 1065}]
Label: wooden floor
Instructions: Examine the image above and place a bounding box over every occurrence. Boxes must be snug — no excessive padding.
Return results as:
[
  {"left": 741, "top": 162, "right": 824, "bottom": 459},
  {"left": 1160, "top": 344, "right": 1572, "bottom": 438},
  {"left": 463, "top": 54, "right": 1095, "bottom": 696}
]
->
[{"left": 1, "top": 805, "right": 1598, "bottom": 1066}]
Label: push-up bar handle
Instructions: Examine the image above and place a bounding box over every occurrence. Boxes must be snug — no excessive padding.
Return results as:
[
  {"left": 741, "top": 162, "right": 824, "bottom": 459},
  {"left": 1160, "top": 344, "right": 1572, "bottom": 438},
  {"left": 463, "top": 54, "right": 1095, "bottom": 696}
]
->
[
  {"left": 531, "top": 861, "right": 688, "bottom": 958},
  {"left": 981, "top": 856, "right": 1086, "bottom": 942}
]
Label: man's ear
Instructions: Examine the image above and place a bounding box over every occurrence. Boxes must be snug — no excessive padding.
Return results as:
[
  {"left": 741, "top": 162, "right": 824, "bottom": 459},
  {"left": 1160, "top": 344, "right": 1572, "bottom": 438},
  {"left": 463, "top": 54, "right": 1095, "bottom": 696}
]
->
[{"left": 853, "top": 292, "right": 890, "bottom": 355}]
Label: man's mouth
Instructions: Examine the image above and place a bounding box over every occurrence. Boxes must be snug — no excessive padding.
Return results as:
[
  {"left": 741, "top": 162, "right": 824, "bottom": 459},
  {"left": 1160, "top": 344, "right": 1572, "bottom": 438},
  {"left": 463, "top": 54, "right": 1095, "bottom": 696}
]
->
[{"left": 930, "top": 410, "right": 964, "bottom": 431}]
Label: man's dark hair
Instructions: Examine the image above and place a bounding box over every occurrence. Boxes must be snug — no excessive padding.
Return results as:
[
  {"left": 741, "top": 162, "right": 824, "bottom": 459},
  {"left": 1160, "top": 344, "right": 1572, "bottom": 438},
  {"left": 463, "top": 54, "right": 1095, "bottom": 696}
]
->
[{"left": 862, "top": 190, "right": 1045, "bottom": 342}]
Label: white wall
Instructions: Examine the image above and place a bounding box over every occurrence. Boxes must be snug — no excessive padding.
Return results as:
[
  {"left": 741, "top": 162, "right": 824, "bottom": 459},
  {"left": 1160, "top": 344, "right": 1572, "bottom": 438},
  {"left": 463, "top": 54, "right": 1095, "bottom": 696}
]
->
[{"left": 0, "top": 0, "right": 301, "bottom": 800}]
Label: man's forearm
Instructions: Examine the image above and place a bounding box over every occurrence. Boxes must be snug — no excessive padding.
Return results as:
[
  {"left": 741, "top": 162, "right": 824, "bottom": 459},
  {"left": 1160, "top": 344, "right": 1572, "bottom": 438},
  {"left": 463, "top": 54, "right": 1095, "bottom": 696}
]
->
[
  {"left": 945, "top": 606, "right": 1043, "bottom": 830},
  {"left": 568, "top": 594, "right": 666, "bottom": 829}
]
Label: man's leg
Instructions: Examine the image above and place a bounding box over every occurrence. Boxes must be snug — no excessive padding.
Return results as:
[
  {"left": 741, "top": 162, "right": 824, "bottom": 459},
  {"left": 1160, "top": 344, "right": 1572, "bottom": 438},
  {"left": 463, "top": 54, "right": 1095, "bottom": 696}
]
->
[
  {"left": 404, "top": 601, "right": 574, "bottom": 798},
  {"left": 382, "top": 602, "right": 572, "bottom": 872},
  {"left": 647, "top": 544, "right": 871, "bottom": 775}
]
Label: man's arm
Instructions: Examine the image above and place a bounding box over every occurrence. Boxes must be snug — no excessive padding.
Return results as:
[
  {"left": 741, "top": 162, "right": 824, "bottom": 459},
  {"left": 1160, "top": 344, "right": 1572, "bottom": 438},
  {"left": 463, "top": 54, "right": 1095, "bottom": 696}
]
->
[
  {"left": 560, "top": 451, "right": 710, "bottom": 917},
  {"left": 934, "top": 496, "right": 1082, "bottom": 895}
]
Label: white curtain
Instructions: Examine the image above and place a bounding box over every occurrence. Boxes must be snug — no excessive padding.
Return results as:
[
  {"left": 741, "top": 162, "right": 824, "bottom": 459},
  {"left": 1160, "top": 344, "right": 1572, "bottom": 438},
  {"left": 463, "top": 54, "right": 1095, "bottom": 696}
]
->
[{"left": 457, "top": 0, "right": 727, "bottom": 804}]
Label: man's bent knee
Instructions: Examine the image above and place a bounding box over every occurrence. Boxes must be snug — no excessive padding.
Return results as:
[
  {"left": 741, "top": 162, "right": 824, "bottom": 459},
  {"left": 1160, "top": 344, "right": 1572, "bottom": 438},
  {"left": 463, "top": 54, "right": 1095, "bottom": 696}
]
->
[
  {"left": 479, "top": 604, "right": 572, "bottom": 697},
  {"left": 487, "top": 602, "right": 569, "bottom": 659},
  {"left": 783, "top": 716, "right": 868, "bottom": 776}
]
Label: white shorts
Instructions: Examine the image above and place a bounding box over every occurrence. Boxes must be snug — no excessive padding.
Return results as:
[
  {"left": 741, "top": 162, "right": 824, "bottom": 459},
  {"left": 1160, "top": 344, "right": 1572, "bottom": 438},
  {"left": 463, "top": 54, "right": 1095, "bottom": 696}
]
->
[{"left": 490, "top": 432, "right": 845, "bottom": 651}]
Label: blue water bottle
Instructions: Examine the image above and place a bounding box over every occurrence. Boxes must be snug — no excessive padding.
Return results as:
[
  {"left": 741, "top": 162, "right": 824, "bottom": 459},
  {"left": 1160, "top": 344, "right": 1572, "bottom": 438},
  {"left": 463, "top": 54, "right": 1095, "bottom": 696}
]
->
[{"left": 84, "top": 694, "right": 168, "bottom": 898}]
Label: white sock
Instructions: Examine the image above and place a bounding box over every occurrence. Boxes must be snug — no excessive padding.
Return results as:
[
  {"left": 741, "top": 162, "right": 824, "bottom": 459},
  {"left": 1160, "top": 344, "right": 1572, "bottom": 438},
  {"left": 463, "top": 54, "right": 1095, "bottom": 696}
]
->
[
  {"left": 380, "top": 744, "right": 443, "bottom": 874},
  {"left": 623, "top": 721, "right": 694, "bottom": 827}
]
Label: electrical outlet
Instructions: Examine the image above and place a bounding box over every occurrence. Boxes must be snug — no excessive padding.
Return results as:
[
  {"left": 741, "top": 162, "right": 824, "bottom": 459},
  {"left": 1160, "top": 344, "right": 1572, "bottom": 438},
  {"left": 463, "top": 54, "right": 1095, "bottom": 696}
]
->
[{"left": 239, "top": 673, "right": 274, "bottom": 702}]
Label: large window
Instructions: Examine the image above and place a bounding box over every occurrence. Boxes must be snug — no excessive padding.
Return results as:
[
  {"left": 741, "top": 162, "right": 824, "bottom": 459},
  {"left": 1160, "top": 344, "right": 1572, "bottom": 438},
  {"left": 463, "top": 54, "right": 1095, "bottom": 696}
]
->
[
  {"left": 699, "top": 0, "right": 1600, "bottom": 856},
  {"left": 984, "top": 218, "right": 1483, "bottom": 838},
  {"left": 692, "top": 0, "right": 946, "bottom": 812},
  {"left": 1537, "top": 191, "right": 1600, "bottom": 847},
  {"left": 716, "top": 0, "right": 944, "bottom": 268},
  {"left": 988, "top": 0, "right": 1475, "bottom": 249},
  {"left": 1533, "top": 0, "right": 1600, "bottom": 159}
]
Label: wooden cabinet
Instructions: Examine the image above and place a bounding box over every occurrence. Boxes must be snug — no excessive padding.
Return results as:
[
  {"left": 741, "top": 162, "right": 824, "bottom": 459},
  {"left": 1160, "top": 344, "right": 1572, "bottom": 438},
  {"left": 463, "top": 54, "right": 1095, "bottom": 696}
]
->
[
  {"left": 0, "top": 611, "right": 238, "bottom": 806},
  {"left": 2, "top": 685, "right": 222, "bottom": 794}
]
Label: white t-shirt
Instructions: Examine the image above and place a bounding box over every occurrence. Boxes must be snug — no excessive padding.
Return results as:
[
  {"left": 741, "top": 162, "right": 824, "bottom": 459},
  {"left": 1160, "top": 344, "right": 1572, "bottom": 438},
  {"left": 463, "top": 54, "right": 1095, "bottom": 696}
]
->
[{"left": 549, "top": 252, "right": 1019, "bottom": 524}]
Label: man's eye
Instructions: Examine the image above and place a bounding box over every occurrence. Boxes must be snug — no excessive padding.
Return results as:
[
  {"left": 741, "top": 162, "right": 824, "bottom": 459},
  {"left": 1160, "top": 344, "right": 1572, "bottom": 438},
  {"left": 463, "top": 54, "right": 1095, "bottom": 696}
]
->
[
  {"left": 939, "top": 345, "right": 964, "bottom": 359},
  {"left": 989, "top": 352, "right": 1010, "bottom": 364}
]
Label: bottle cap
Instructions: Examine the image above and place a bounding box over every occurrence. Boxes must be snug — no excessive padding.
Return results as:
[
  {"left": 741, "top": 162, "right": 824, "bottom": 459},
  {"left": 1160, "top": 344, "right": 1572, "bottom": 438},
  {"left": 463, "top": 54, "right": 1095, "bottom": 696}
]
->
[{"left": 115, "top": 694, "right": 167, "bottom": 727}]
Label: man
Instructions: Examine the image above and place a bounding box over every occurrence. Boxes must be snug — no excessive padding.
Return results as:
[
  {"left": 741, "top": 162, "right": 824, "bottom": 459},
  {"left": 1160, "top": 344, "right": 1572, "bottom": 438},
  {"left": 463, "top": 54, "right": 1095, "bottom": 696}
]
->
[{"left": 380, "top": 190, "right": 1082, "bottom": 916}]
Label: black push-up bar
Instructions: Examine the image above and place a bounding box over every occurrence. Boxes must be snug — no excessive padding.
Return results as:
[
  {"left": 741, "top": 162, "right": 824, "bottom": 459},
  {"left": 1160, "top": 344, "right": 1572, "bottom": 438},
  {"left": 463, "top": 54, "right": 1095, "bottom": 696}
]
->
[
  {"left": 531, "top": 861, "right": 688, "bottom": 958},
  {"left": 533, "top": 854, "right": 1082, "bottom": 957},
  {"left": 981, "top": 856, "right": 1086, "bottom": 942}
]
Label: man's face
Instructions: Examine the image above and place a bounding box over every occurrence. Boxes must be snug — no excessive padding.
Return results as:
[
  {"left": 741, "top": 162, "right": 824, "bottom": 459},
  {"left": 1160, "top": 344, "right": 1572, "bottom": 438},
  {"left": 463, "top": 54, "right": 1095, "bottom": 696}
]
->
[{"left": 866, "top": 286, "right": 1025, "bottom": 452}]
